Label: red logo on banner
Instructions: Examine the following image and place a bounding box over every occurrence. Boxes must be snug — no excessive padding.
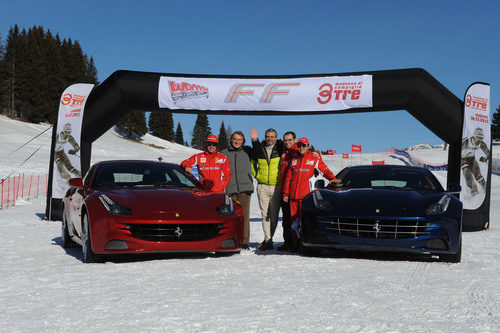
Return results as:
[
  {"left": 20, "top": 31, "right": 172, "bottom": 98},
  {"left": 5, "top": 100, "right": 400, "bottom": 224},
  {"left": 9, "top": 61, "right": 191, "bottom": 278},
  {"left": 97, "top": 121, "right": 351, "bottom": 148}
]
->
[
  {"left": 466, "top": 94, "right": 488, "bottom": 112},
  {"left": 61, "top": 94, "right": 72, "bottom": 105},
  {"left": 61, "top": 94, "right": 86, "bottom": 107},
  {"left": 342, "top": 154, "right": 349, "bottom": 159},
  {"left": 169, "top": 81, "right": 209, "bottom": 103},
  {"left": 372, "top": 160, "right": 385, "bottom": 165},
  {"left": 352, "top": 144, "right": 362, "bottom": 152},
  {"left": 317, "top": 81, "right": 363, "bottom": 104},
  {"left": 326, "top": 150, "right": 336, "bottom": 155}
]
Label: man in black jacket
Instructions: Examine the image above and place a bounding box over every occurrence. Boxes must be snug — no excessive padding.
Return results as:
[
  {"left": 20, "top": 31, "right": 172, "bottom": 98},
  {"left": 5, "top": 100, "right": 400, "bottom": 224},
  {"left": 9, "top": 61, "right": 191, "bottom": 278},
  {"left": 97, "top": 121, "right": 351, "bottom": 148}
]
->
[{"left": 221, "top": 131, "right": 254, "bottom": 250}]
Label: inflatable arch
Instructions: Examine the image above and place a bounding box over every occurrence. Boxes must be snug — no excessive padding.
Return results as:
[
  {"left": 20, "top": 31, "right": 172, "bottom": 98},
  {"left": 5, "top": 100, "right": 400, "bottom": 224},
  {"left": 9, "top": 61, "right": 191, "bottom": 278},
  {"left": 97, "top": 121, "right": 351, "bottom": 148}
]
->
[{"left": 46, "top": 68, "right": 491, "bottom": 231}]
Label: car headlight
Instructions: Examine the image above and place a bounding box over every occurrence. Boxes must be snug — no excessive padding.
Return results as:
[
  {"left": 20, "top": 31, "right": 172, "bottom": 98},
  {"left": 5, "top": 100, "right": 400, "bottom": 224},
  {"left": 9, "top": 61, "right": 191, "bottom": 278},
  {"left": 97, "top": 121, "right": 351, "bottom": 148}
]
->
[
  {"left": 98, "top": 194, "right": 131, "bottom": 216},
  {"left": 312, "top": 190, "right": 333, "bottom": 211},
  {"left": 216, "top": 195, "right": 234, "bottom": 216},
  {"left": 425, "top": 194, "right": 451, "bottom": 215}
]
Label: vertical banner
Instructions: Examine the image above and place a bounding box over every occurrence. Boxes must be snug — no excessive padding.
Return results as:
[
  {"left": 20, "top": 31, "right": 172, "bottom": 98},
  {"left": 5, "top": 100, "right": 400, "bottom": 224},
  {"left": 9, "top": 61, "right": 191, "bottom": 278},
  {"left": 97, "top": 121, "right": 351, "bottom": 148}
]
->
[
  {"left": 460, "top": 82, "right": 491, "bottom": 229},
  {"left": 51, "top": 84, "right": 94, "bottom": 199}
]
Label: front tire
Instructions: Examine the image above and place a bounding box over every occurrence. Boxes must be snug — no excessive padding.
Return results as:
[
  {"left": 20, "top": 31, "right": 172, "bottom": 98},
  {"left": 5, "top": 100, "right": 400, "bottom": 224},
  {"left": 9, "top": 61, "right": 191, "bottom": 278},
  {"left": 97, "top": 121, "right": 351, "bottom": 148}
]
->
[
  {"left": 61, "top": 209, "right": 77, "bottom": 248},
  {"left": 81, "top": 213, "right": 103, "bottom": 263}
]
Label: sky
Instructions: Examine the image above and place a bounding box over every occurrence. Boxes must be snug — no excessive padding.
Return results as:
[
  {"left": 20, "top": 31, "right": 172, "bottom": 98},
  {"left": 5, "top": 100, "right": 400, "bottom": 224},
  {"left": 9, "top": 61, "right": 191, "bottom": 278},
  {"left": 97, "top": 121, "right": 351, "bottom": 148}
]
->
[{"left": 0, "top": 0, "right": 498, "bottom": 153}]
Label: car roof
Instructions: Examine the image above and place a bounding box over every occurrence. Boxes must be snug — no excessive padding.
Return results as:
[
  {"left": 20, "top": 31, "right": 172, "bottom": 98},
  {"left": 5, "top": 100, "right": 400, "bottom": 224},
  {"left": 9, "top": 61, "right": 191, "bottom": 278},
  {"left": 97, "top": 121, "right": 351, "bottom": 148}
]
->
[
  {"left": 342, "top": 165, "right": 430, "bottom": 172},
  {"left": 95, "top": 160, "right": 178, "bottom": 167}
]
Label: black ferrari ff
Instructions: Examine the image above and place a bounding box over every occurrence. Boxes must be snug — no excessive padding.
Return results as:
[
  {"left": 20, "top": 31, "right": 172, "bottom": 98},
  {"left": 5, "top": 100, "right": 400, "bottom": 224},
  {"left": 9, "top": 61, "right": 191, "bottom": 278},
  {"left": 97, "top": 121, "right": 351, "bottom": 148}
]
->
[{"left": 300, "top": 165, "right": 463, "bottom": 262}]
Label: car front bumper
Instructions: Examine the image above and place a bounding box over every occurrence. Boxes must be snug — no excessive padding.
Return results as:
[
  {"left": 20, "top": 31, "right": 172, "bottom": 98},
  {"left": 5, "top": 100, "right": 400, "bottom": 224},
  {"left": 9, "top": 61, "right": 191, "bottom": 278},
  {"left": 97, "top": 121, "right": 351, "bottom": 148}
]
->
[
  {"left": 301, "top": 212, "right": 461, "bottom": 255},
  {"left": 90, "top": 214, "right": 244, "bottom": 254}
]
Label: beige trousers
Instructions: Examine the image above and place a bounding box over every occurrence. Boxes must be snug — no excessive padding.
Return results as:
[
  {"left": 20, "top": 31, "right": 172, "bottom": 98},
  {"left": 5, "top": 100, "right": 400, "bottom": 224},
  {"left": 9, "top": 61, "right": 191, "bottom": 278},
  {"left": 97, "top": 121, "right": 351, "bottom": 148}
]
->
[
  {"left": 256, "top": 183, "right": 281, "bottom": 241},
  {"left": 231, "top": 192, "right": 251, "bottom": 245}
]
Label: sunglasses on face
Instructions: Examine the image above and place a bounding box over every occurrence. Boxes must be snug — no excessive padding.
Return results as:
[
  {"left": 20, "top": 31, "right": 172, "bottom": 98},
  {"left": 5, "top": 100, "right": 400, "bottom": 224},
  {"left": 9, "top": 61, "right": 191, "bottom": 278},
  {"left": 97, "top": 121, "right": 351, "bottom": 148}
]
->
[
  {"left": 207, "top": 143, "right": 218, "bottom": 147},
  {"left": 297, "top": 143, "right": 308, "bottom": 148}
]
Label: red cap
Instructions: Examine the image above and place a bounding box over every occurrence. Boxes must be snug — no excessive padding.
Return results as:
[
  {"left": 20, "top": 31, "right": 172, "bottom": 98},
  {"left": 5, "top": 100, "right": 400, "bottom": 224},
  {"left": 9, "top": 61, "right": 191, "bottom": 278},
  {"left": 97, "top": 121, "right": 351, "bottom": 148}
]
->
[
  {"left": 206, "top": 135, "right": 219, "bottom": 143},
  {"left": 298, "top": 137, "right": 309, "bottom": 145}
]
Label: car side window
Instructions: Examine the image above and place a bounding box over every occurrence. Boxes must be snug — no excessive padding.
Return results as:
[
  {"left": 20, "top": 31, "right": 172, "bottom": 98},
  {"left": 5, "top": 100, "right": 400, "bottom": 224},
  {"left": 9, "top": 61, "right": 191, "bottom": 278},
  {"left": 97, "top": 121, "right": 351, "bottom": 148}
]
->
[{"left": 169, "top": 169, "right": 197, "bottom": 187}]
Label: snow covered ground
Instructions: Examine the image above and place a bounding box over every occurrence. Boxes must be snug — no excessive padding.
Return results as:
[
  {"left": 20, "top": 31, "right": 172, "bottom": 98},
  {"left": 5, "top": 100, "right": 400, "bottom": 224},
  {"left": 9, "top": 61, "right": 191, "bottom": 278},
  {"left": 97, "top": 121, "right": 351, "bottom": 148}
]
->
[{"left": 0, "top": 115, "right": 498, "bottom": 332}]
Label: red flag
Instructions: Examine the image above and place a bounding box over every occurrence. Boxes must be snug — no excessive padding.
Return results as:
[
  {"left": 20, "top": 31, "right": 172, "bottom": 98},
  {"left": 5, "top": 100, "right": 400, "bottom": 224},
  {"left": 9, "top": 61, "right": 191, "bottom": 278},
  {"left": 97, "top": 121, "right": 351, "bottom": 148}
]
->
[
  {"left": 327, "top": 150, "right": 335, "bottom": 155},
  {"left": 352, "top": 144, "right": 362, "bottom": 152},
  {"left": 342, "top": 154, "right": 349, "bottom": 159}
]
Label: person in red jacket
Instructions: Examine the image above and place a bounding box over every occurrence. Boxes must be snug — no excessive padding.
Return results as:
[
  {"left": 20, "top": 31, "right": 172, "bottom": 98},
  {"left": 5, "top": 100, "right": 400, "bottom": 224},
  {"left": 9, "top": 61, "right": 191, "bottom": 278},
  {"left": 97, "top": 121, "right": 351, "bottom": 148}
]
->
[
  {"left": 283, "top": 137, "right": 340, "bottom": 251},
  {"left": 181, "top": 135, "right": 230, "bottom": 192}
]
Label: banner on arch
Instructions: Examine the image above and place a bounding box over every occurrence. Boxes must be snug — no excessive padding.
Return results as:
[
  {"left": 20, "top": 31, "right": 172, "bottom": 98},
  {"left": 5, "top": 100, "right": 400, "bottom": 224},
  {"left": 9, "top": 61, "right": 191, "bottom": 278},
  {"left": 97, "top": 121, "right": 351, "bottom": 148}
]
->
[{"left": 158, "top": 75, "right": 372, "bottom": 112}]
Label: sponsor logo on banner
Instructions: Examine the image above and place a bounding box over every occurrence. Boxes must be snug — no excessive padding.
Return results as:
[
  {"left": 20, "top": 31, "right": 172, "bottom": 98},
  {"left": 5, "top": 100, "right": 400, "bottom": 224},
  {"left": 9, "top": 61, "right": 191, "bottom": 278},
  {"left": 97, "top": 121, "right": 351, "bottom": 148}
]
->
[
  {"left": 158, "top": 75, "right": 372, "bottom": 112},
  {"left": 342, "top": 154, "right": 349, "bottom": 159},
  {"left": 61, "top": 93, "right": 87, "bottom": 107},
  {"left": 460, "top": 83, "right": 490, "bottom": 210},
  {"left": 317, "top": 81, "right": 365, "bottom": 104},
  {"left": 465, "top": 94, "right": 488, "bottom": 111},
  {"left": 168, "top": 80, "right": 208, "bottom": 104}
]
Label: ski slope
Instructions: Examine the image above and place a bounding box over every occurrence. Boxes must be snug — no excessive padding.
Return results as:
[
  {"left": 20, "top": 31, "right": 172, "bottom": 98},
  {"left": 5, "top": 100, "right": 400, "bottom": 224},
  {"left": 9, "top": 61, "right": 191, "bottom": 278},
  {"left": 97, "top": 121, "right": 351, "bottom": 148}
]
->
[{"left": 0, "top": 115, "right": 498, "bottom": 332}]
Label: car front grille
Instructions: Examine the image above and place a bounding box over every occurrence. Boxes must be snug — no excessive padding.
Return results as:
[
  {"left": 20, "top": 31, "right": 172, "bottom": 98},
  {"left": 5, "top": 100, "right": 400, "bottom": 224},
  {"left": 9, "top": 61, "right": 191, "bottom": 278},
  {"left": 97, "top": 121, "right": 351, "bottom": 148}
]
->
[
  {"left": 125, "top": 223, "right": 226, "bottom": 242},
  {"left": 319, "top": 218, "right": 439, "bottom": 239}
]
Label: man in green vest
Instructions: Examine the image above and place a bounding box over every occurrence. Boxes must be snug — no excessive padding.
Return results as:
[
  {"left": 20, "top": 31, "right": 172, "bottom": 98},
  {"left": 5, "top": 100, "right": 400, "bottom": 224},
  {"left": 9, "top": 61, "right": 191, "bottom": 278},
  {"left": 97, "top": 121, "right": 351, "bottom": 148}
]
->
[{"left": 250, "top": 127, "right": 285, "bottom": 250}]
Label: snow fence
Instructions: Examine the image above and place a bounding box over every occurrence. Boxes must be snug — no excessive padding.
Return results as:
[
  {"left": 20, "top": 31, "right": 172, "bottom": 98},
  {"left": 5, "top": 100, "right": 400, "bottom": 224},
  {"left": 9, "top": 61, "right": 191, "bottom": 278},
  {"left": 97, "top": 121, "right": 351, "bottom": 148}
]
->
[
  {"left": 0, "top": 174, "right": 48, "bottom": 210},
  {"left": 391, "top": 148, "right": 448, "bottom": 171}
]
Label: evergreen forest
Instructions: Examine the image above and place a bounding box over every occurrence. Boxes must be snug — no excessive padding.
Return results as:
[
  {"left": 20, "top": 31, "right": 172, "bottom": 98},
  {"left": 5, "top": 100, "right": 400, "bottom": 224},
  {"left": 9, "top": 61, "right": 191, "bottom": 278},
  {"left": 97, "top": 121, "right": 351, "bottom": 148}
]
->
[{"left": 0, "top": 25, "right": 98, "bottom": 124}]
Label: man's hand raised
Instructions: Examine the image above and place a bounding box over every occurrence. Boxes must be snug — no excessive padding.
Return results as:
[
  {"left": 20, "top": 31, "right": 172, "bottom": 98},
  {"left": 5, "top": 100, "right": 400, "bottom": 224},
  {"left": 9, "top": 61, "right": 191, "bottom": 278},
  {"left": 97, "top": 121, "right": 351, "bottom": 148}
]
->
[{"left": 249, "top": 127, "right": 258, "bottom": 141}]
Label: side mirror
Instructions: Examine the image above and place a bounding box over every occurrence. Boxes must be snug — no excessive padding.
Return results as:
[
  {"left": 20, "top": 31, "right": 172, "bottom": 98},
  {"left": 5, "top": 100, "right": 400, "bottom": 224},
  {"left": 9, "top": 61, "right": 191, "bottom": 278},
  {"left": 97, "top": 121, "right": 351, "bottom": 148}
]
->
[
  {"left": 314, "top": 179, "right": 326, "bottom": 189},
  {"left": 447, "top": 183, "right": 461, "bottom": 194},
  {"left": 68, "top": 178, "right": 84, "bottom": 188}
]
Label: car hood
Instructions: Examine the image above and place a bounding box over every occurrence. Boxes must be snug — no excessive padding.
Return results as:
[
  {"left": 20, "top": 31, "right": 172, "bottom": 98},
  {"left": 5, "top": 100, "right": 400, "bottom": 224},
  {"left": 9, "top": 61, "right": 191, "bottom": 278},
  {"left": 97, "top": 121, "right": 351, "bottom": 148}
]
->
[
  {"left": 100, "top": 188, "right": 226, "bottom": 220},
  {"left": 316, "top": 188, "right": 444, "bottom": 217}
]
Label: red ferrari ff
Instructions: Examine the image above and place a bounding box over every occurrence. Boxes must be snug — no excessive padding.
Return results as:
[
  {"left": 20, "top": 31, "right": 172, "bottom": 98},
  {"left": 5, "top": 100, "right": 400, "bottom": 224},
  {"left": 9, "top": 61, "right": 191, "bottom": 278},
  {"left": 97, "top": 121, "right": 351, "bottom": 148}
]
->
[{"left": 61, "top": 160, "right": 244, "bottom": 263}]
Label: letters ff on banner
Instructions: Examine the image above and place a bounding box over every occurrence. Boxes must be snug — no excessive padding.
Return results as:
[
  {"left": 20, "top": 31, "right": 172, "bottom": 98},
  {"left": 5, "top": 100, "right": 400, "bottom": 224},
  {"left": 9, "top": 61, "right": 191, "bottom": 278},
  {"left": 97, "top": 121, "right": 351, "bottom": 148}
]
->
[
  {"left": 158, "top": 75, "right": 372, "bottom": 112},
  {"left": 460, "top": 83, "right": 490, "bottom": 210}
]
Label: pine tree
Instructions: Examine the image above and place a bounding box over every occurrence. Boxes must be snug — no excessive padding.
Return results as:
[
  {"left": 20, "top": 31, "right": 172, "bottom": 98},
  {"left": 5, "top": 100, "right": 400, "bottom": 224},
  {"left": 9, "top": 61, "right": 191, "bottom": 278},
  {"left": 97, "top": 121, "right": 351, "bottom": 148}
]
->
[
  {"left": 0, "top": 25, "right": 23, "bottom": 117},
  {"left": 86, "top": 56, "right": 99, "bottom": 85},
  {"left": 226, "top": 124, "right": 233, "bottom": 147},
  {"left": 0, "top": 25, "right": 99, "bottom": 122},
  {"left": 174, "top": 122, "right": 185, "bottom": 145},
  {"left": 149, "top": 111, "right": 174, "bottom": 141},
  {"left": 191, "top": 114, "right": 211, "bottom": 150},
  {"left": 218, "top": 121, "right": 229, "bottom": 151},
  {"left": 116, "top": 111, "right": 148, "bottom": 139},
  {"left": 492, "top": 105, "right": 500, "bottom": 140}
]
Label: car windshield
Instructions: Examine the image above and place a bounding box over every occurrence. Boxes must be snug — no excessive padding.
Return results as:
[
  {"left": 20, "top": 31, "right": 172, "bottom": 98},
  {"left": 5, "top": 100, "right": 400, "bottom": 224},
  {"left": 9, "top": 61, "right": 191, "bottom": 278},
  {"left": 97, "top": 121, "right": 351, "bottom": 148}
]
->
[
  {"left": 92, "top": 163, "right": 200, "bottom": 189},
  {"left": 336, "top": 167, "right": 444, "bottom": 192}
]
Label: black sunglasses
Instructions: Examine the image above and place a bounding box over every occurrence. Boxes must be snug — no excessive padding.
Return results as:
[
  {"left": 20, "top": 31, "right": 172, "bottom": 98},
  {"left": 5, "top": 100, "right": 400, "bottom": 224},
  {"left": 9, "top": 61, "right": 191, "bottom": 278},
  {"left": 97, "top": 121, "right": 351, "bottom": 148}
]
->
[
  {"left": 206, "top": 143, "right": 218, "bottom": 147},
  {"left": 297, "top": 142, "right": 308, "bottom": 148}
]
